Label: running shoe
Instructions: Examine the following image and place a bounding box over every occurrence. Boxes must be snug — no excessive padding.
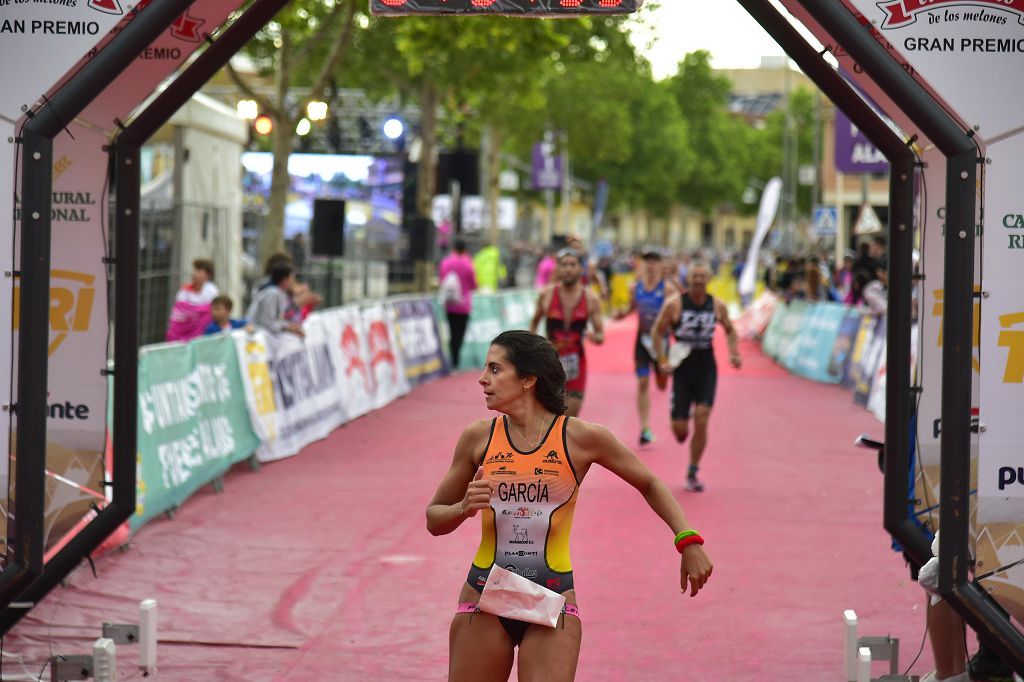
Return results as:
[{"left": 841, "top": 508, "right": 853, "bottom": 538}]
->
[
  {"left": 685, "top": 474, "right": 705, "bottom": 492},
  {"left": 639, "top": 428, "right": 656, "bottom": 445},
  {"left": 969, "top": 649, "right": 1015, "bottom": 682}
]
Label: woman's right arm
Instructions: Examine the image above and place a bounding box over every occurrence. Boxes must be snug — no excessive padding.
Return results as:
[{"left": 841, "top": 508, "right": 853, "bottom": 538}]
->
[{"left": 426, "top": 420, "right": 495, "bottom": 536}]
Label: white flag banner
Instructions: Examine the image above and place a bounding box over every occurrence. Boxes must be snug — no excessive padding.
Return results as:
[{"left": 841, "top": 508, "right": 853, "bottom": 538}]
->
[{"left": 738, "top": 176, "right": 782, "bottom": 298}]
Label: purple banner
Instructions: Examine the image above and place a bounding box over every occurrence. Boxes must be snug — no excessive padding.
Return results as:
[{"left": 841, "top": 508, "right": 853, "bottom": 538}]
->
[
  {"left": 834, "top": 110, "right": 889, "bottom": 175},
  {"left": 532, "top": 142, "right": 563, "bottom": 191}
]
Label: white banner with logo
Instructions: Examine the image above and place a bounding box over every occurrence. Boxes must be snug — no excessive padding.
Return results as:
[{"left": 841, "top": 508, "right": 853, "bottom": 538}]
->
[
  {"left": 976, "top": 130, "right": 1024, "bottom": 621},
  {"left": 846, "top": 0, "right": 1024, "bottom": 140},
  {"left": 5, "top": 129, "right": 111, "bottom": 555},
  {"left": 232, "top": 321, "right": 347, "bottom": 463},
  {"left": 0, "top": 0, "right": 126, "bottom": 122},
  {"left": 979, "top": 133, "right": 1024, "bottom": 502},
  {"left": 355, "top": 303, "right": 410, "bottom": 409},
  {"left": 320, "top": 306, "right": 375, "bottom": 421}
]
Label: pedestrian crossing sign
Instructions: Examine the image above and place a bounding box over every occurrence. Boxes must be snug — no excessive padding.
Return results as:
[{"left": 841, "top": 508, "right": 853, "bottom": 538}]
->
[{"left": 813, "top": 206, "right": 838, "bottom": 236}]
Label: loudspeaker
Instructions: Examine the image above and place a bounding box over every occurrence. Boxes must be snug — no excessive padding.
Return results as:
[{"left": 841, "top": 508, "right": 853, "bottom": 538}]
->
[
  {"left": 436, "top": 150, "right": 480, "bottom": 197},
  {"left": 408, "top": 216, "right": 436, "bottom": 262},
  {"left": 311, "top": 198, "right": 346, "bottom": 257}
]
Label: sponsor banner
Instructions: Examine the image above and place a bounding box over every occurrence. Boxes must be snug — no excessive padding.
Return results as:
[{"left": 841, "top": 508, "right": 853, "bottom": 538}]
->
[
  {"left": 500, "top": 291, "right": 535, "bottom": 331},
  {"left": 834, "top": 109, "right": 889, "bottom": 174},
  {"left": 459, "top": 294, "right": 504, "bottom": 370},
  {"left": 764, "top": 300, "right": 809, "bottom": 366},
  {"left": 783, "top": 303, "right": 850, "bottom": 384},
  {"left": 233, "top": 320, "right": 346, "bottom": 462},
  {"left": 733, "top": 292, "right": 779, "bottom": 340},
  {"left": 391, "top": 297, "right": 448, "bottom": 386},
  {"left": 979, "top": 134, "right": 1024, "bottom": 502},
  {"left": 847, "top": 0, "right": 1024, "bottom": 139},
  {"left": 0, "top": 0, "right": 125, "bottom": 121},
  {"left": 322, "top": 306, "right": 375, "bottom": 421},
  {"left": 849, "top": 316, "right": 886, "bottom": 405},
  {"left": 979, "top": 133, "right": 1024, "bottom": 502},
  {"left": 320, "top": 304, "right": 409, "bottom": 415},
  {"left": 829, "top": 309, "right": 865, "bottom": 386},
  {"left": 7, "top": 130, "right": 111, "bottom": 557},
  {"left": 134, "top": 335, "right": 259, "bottom": 530},
  {"left": 359, "top": 303, "right": 410, "bottom": 408}
]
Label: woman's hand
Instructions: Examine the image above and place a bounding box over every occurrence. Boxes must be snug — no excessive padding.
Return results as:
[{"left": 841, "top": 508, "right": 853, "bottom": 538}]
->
[
  {"left": 680, "top": 545, "right": 713, "bottom": 597},
  {"left": 460, "top": 467, "right": 496, "bottom": 518}
]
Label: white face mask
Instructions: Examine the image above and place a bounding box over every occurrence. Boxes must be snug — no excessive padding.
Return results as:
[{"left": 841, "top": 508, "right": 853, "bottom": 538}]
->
[{"left": 476, "top": 565, "right": 566, "bottom": 628}]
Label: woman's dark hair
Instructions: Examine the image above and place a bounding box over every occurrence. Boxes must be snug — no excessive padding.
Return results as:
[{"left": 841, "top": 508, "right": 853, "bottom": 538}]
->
[{"left": 490, "top": 330, "right": 566, "bottom": 415}]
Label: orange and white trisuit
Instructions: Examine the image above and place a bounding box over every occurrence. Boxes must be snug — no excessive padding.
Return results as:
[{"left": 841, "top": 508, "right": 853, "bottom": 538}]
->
[{"left": 466, "top": 414, "right": 580, "bottom": 595}]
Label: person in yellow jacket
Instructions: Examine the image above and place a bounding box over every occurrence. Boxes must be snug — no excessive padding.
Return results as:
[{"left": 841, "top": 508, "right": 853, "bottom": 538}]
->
[{"left": 473, "top": 243, "right": 507, "bottom": 293}]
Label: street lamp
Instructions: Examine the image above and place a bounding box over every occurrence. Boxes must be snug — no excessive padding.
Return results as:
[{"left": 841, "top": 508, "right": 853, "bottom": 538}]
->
[
  {"left": 237, "top": 99, "right": 258, "bottom": 120},
  {"left": 383, "top": 116, "right": 405, "bottom": 141},
  {"left": 306, "top": 100, "right": 328, "bottom": 121},
  {"left": 296, "top": 118, "right": 312, "bottom": 136}
]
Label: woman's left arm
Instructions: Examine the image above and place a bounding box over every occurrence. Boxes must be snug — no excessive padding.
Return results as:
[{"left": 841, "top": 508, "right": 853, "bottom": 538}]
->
[{"left": 576, "top": 421, "right": 713, "bottom": 597}]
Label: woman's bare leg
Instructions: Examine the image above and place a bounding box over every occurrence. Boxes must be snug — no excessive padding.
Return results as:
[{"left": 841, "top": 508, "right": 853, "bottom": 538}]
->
[{"left": 449, "top": 611, "right": 515, "bottom": 682}]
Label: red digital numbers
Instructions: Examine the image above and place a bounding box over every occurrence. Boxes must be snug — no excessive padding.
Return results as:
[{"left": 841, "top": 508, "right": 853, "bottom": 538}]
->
[
  {"left": 471, "top": 0, "right": 498, "bottom": 6},
  {"left": 378, "top": 0, "right": 407, "bottom": 5}
]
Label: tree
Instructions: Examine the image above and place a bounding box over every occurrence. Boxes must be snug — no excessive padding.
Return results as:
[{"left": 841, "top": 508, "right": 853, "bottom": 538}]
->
[
  {"left": 666, "top": 51, "right": 756, "bottom": 214},
  {"left": 230, "top": 0, "right": 358, "bottom": 263}
]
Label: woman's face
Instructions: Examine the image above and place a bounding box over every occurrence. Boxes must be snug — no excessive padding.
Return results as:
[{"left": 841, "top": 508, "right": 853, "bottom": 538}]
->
[{"left": 479, "top": 344, "right": 526, "bottom": 413}]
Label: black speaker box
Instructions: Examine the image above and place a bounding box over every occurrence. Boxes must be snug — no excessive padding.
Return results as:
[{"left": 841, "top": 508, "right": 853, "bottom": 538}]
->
[
  {"left": 408, "top": 216, "right": 436, "bottom": 261},
  {"left": 311, "top": 198, "right": 346, "bottom": 257},
  {"left": 436, "top": 150, "right": 480, "bottom": 197}
]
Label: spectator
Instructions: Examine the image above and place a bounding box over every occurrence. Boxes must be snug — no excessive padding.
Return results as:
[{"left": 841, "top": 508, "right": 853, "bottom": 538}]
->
[
  {"left": 473, "top": 242, "right": 507, "bottom": 293},
  {"left": 534, "top": 245, "right": 557, "bottom": 289},
  {"left": 834, "top": 251, "right": 856, "bottom": 301},
  {"left": 204, "top": 295, "right": 246, "bottom": 335},
  {"left": 805, "top": 265, "right": 828, "bottom": 302},
  {"left": 852, "top": 241, "right": 876, "bottom": 278},
  {"left": 869, "top": 234, "right": 887, "bottom": 262},
  {"left": 862, "top": 256, "right": 888, "bottom": 316},
  {"left": 289, "top": 281, "right": 323, "bottom": 322},
  {"left": 166, "top": 258, "right": 219, "bottom": 342},
  {"left": 250, "top": 252, "right": 294, "bottom": 300},
  {"left": 439, "top": 239, "right": 477, "bottom": 368},
  {"left": 246, "top": 263, "right": 304, "bottom": 337}
]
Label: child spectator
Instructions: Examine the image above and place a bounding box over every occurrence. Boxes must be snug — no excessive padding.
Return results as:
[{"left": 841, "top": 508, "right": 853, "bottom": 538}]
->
[{"left": 204, "top": 295, "right": 246, "bottom": 335}]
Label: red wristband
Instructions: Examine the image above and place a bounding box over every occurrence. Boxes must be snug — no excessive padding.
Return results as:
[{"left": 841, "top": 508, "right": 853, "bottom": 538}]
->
[{"left": 675, "top": 534, "right": 705, "bottom": 553}]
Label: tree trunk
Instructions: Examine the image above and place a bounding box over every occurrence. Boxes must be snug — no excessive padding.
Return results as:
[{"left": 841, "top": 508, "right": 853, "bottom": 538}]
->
[
  {"left": 261, "top": 32, "right": 293, "bottom": 266},
  {"left": 415, "top": 82, "right": 439, "bottom": 220},
  {"left": 484, "top": 124, "right": 503, "bottom": 244}
]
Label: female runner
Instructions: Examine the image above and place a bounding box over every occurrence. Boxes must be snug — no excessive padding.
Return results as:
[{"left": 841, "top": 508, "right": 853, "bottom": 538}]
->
[{"left": 427, "top": 330, "right": 713, "bottom": 681}]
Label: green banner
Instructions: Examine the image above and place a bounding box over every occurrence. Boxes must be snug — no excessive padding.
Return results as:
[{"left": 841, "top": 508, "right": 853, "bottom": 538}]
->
[
  {"left": 134, "top": 335, "right": 261, "bottom": 530},
  {"left": 458, "top": 294, "right": 505, "bottom": 370}
]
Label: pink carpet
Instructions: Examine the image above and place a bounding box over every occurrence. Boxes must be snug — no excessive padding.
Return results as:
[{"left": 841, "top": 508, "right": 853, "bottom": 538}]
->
[{"left": 4, "top": 315, "right": 933, "bottom": 680}]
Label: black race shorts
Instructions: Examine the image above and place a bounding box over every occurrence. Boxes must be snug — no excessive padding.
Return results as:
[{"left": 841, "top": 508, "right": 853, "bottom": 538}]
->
[{"left": 670, "top": 355, "right": 717, "bottom": 420}]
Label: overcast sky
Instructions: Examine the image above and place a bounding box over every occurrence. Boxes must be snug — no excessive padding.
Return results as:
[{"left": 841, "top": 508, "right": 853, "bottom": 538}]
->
[{"left": 629, "top": 1, "right": 794, "bottom": 79}]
